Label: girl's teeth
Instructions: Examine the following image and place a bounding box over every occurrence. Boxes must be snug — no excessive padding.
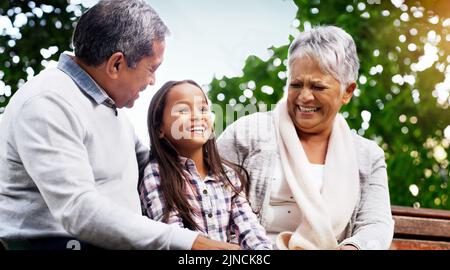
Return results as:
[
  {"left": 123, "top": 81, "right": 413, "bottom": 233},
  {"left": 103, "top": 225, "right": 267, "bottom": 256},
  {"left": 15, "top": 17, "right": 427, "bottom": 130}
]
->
[{"left": 190, "top": 127, "right": 205, "bottom": 132}]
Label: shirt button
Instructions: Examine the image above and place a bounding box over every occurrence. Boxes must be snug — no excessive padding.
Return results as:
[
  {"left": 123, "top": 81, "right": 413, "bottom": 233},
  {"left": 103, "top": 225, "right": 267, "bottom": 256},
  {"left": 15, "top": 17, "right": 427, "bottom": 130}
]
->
[
  {"left": 203, "top": 189, "right": 208, "bottom": 195},
  {"left": 208, "top": 213, "right": 213, "bottom": 218}
]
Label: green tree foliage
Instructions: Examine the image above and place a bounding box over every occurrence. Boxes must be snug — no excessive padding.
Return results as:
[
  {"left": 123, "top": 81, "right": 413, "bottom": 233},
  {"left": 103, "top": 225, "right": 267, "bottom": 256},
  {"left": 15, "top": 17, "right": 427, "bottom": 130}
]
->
[
  {"left": 0, "top": 0, "right": 83, "bottom": 111},
  {"left": 1, "top": 0, "right": 449, "bottom": 210},
  {"left": 208, "top": 0, "right": 450, "bottom": 209}
]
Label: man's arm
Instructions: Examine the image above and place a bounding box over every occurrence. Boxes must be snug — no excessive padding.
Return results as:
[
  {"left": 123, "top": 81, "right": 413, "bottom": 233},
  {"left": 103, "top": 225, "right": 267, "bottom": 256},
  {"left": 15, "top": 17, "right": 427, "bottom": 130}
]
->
[
  {"left": 134, "top": 133, "right": 149, "bottom": 183},
  {"left": 192, "top": 235, "right": 240, "bottom": 250},
  {"left": 13, "top": 95, "right": 198, "bottom": 249}
]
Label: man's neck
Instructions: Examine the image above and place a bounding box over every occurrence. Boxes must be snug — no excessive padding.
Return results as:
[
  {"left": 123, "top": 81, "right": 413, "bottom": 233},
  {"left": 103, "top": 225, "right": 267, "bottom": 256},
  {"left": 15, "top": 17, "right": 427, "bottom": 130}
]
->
[{"left": 74, "top": 57, "right": 108, "bottom": 92}]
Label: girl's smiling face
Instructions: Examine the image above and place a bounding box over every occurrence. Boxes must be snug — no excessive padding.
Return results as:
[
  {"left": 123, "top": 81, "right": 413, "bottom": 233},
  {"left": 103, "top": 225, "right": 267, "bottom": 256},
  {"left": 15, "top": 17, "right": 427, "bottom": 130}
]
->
[{"left": 159, "top": 83, "right": 213, "bottom": 153}]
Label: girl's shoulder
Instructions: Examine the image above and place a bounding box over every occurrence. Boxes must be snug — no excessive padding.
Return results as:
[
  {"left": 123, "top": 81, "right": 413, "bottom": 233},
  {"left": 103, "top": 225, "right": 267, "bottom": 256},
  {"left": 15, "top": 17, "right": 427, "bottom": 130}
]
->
[
  {"left": 221, "top": 163, "right": 235, "bottom": 175},
  {"left": 220, "top": 163, "right": 243, "bottom": 186},
  {"left": 142, "top": 158, "right": 162, "bottom": 185}
]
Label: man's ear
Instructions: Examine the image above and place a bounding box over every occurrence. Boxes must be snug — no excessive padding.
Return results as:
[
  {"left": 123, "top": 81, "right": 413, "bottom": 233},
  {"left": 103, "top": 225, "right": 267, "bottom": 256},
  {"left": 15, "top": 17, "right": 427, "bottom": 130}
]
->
[
  {"left": 342, "top": 82, "right": 356, "bottom": 105},
  {"left": 105, "top": 52, "right": 125, "bottom": 79}
]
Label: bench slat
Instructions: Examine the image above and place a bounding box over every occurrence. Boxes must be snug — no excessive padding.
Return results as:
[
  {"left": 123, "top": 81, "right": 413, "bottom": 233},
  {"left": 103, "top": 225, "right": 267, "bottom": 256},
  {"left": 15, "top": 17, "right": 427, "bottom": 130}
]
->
[
  {"left": 392, "top": 205, "right": 450, "bottom": 220},
  {"left": 391, "top": 239, "right": 450, "bottom": 250},
  {"left": 393, "top": 215, "right": 450, "bottom": 239}
]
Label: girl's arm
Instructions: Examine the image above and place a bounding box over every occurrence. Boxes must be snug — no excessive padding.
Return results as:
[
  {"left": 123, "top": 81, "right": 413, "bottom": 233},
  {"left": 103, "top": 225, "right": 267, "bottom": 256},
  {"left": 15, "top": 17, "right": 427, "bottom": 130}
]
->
[
  {"left": 139, "top": 163, "right": 185, "bottom": 228},
  {"left": 228, "top": 172, "right": 273, "bottom": 250}
]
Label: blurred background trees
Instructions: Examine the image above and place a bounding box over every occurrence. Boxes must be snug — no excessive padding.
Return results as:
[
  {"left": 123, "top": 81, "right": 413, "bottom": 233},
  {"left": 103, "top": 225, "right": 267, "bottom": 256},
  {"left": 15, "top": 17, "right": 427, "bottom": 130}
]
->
[
  {"left": 0, "top": 0, "right": 84, "bottom": 111},
  {"left": 208, "top": 0, "right": 450, "bottom": 210},
  {"left": 1, "top": 0, "right": 449, "bottom": 209}
]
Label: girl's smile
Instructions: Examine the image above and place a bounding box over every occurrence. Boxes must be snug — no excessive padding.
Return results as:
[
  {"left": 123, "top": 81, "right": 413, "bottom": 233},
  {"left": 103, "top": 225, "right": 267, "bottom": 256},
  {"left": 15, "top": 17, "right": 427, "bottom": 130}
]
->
[{"left": 160, "top": 83, "right": 213, "bottom": 151}]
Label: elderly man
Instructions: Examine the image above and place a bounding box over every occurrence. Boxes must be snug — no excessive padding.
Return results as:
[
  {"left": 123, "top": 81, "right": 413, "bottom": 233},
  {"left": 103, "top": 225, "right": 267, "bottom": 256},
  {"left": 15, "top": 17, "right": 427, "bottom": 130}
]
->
[{"left": 0, "top": 0, "right": 237, "bottom": 250}]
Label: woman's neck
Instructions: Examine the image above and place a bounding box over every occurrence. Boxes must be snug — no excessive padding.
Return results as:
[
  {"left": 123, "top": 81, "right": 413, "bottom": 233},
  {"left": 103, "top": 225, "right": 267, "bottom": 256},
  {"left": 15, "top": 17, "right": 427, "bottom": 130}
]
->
[
  {"left": 177, "top": 147, "right": 207, "bottom": 179},
  {"left": 297, "top": 129, "right": 331, "bottom": 165}
]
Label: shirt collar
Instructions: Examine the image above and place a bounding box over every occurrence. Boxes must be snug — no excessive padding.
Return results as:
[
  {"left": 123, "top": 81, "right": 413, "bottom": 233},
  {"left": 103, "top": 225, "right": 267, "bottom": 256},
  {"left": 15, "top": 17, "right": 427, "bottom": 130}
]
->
[
  {"left": 57, "top": 52, "right": 116, "bottom": 107},
  {"left": 178, "top": 156, "right": 218, "bottom": 182}
]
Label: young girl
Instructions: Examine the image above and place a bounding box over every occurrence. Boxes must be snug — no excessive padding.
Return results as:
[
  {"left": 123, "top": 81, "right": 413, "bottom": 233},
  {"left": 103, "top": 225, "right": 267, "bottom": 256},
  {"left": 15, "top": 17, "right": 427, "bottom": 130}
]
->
[{"left": 139, "top": 80, "right": 272, "bottom": 250}]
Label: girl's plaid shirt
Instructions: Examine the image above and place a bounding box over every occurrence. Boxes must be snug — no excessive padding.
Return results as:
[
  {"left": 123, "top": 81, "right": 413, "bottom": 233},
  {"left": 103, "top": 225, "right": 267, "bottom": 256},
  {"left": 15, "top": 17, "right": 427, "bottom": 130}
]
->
[{"left": 139, "top": 157, "right": 272, "bottom": 250}]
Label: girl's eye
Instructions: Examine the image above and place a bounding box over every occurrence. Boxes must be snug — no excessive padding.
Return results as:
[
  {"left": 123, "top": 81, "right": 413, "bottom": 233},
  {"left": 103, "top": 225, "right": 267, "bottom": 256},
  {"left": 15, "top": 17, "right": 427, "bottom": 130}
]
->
[
  {"left": 178, "top": 108, "right": 190, "bottom": 114},
  {"left": 201, "top": 107, "right": 209, "bottom": 113}
]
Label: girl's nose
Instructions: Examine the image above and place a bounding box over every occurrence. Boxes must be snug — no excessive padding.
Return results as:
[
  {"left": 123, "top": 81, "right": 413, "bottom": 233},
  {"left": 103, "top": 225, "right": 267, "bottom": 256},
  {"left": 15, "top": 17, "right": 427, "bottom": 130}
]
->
[{"left": 192, "top": 112, "right": 202, "bottom": 120}]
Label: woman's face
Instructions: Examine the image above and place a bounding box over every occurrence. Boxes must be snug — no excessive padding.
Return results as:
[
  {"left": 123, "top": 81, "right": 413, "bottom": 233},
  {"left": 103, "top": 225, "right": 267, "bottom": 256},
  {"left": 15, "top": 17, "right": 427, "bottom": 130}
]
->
[
  {"left": 287, "top": 55, "right": 355, "bottom": 137},
  {"left": 160, "top": 83, "right": 213, "bottom": 153}
]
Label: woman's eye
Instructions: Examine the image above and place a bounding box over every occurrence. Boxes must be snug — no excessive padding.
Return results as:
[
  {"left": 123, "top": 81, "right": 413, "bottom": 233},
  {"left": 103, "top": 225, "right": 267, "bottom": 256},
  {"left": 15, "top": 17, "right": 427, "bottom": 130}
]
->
[
  {"left": 201, "top": 107, "right": 209, "bottom": 113},
  {"left": 313, "top": 85, "right": 325, "bottom": 91},
  {"left": 290, "top": 83, "right": 302, "bottom": 89}
]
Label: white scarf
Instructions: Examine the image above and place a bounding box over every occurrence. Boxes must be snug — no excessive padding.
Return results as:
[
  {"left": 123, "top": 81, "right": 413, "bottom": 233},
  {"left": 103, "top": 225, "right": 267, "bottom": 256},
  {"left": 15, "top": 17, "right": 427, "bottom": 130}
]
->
[{"left": 273, "top": 98, "right": 359, "bottom": 250}]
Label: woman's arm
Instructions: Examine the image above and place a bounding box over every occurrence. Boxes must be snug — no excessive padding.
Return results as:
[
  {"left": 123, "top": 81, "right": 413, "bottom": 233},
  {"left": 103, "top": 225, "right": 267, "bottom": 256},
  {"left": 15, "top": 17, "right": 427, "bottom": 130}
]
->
[{"left": 339, "top": 145, "right": 395, "bottom": 250}]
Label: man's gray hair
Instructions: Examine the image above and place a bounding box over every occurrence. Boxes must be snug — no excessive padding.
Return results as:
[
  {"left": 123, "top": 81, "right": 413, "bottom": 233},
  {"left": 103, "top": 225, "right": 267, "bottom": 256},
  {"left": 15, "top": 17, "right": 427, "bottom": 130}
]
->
[
  {"left": 287, "top": 26, "right": 360, "bottom": 91},
  {"left": 72, "top": 0, "right": 169, "bottom": 68}
]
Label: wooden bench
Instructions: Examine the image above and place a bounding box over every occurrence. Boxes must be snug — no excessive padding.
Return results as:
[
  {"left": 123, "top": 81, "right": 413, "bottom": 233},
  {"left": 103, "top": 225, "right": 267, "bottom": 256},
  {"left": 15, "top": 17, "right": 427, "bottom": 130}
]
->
[
  {"left": 390, "top": 205, "right": 450, "bottom": 250},
  {"left": 2, "top": 205, "right": 449, "bottom": 250}
]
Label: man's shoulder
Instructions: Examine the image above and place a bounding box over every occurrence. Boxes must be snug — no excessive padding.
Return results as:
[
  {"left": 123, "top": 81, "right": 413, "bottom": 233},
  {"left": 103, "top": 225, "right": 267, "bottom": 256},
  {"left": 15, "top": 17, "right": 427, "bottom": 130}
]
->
[
  {"left": 25, "top": 67, "right": 73, "bottom": 89},
  {"left": 9, "top": 68, "right": 76, "bottom": 106}
]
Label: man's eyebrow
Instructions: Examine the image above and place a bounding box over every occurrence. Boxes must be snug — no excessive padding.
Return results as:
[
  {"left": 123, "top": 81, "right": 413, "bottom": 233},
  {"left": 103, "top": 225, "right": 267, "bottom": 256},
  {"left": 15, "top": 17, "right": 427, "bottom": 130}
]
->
[{"left": 148, "top": 63, "right": 161, "bottom": 71}]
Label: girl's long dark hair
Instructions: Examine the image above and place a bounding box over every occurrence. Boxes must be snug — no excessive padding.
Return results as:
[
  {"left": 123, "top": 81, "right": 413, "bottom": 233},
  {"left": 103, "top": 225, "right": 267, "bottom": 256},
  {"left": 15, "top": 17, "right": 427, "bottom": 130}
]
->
[{"left": 147, "top": 80, "right": 249, "bottom": 231}]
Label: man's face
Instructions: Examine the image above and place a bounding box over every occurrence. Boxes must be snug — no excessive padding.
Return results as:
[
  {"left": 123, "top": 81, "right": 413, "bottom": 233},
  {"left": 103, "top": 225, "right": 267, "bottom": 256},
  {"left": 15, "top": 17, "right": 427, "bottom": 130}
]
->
[{"left": 113, "top": 41, "right": 165, "bottom": 108}]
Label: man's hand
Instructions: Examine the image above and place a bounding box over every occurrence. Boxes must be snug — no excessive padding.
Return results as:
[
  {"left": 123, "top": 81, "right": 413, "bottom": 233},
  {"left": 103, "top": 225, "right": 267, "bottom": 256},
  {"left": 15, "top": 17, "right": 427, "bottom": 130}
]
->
[
  {"left": 191, "top": 235, "right": 241, "bottom": 250},
  {"left": 338, "top": 244, "right": 359, "bottom": 250}
]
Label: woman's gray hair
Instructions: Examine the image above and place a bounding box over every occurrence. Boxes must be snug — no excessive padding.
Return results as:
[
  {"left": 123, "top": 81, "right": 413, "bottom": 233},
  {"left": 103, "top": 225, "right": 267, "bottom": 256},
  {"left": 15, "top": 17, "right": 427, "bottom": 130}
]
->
[
  {"left": 72, "top": 0, "right": 169, "bottom": 68},
  {"left": 287, "top": 26, "right": 360, "bottom": 92}
]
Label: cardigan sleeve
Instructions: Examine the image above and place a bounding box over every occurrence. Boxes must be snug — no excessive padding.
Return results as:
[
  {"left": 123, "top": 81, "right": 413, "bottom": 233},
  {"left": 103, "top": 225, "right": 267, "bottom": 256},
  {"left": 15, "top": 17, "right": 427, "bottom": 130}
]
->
[{"left": 339, "top": 143, "right": 395, "bottom": 250}]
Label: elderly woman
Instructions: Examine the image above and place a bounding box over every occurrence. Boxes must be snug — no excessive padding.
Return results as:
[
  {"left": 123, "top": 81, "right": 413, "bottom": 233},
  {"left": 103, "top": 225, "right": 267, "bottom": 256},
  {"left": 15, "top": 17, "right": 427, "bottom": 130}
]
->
[{"left": 217, "top": 26, "right": 394, "bottom": 250}]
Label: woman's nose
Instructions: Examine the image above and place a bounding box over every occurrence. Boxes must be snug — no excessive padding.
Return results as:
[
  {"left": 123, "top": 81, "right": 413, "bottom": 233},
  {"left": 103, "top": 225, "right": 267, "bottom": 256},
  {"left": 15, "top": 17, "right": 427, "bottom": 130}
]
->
[{"left": 298, "top": 88, "right": 314, "bottom": 102}]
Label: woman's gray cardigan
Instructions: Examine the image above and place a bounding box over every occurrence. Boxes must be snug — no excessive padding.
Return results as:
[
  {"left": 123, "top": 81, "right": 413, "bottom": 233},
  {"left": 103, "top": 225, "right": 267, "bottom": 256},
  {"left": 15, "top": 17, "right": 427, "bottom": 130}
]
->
[{"left": 217, "top": 111, "right": 394, "bottom": 249}]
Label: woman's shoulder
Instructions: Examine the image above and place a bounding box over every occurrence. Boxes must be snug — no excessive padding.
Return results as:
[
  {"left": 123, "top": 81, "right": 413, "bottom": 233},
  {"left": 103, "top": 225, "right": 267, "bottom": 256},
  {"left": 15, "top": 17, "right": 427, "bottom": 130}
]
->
[
  {"left": 352, "top": 133, "right": 384, "bottom": 156},
  {"left": 352, "top": 133, "right": 386, "bottom": 173},
  {"left": 219, "top": 111, "right": 276, "bottom": 144},
  {"left": 225, "top": 111, "right": 274, "bottom": 129}
]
